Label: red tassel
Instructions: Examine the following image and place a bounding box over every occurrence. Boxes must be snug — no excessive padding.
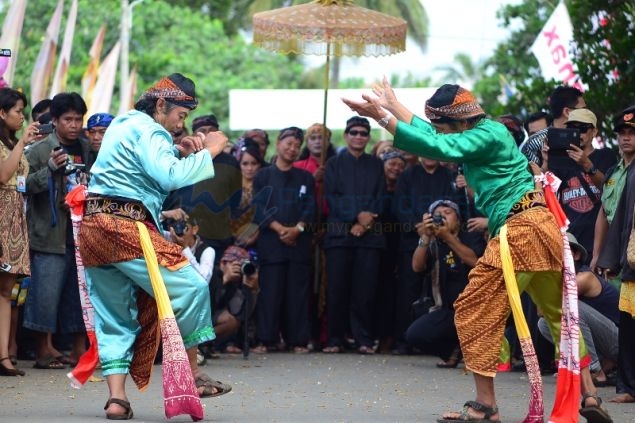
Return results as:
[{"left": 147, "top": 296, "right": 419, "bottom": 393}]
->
[
  {"left": 68, "top": 331, "right": 99, "bottom": 388},
  {"left": 549, "top": 369, "right": 580, "bottom": 423}
]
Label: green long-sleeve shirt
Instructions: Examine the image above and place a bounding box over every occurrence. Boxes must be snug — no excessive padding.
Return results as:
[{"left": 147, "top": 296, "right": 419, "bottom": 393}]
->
[{"left": 394, "top": 116, "right": 534, "bottom": 236}]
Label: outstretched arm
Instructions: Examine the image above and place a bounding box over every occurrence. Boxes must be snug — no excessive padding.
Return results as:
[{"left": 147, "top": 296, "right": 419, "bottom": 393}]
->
[{"left": 341, "top": 76, "right": 413, "bottom": 134}]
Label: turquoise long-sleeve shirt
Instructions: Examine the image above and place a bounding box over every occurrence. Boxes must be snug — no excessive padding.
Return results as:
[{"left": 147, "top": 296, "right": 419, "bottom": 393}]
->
[
  {"left": 394, "top": 116, "right": 534, "bottom": 236},
  {"left": 88, "top": 110, "right": 215, "bottom": 227}
]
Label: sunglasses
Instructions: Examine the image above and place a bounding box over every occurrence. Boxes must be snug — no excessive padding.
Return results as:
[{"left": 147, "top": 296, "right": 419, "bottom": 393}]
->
[
  {"left": 348, "top": 130, "right": 369, "bottom": 137},
  {"left": 567, "top": 124, "right": 594, "bottom": 133}
]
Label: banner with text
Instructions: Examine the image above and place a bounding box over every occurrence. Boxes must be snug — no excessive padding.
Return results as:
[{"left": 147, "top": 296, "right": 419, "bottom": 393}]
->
[{"left": 530, "top": 2, "right": 584, "bottom": 91}]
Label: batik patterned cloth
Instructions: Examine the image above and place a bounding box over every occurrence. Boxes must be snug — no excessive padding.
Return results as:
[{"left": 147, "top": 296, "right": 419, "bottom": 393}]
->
[
  {"left": 0, "top": 143, "right": 30, "bottom": 276},
  {"left": 620, "top": 281, "right": 635, "bottom": 317},
  {"left": 454, "top": 206, "right": 564, "bottom": 376},
  {"left": 79, "top": 213, "right": 187, "bottom": 270}
]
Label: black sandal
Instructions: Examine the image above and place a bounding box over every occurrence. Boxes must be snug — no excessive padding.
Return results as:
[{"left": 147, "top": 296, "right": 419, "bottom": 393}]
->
[
  {"left": 104, "top": 398, "right": 134, "bottom": 420},
  {"left": 579, "top": 392, "right": 613, "bottom": 423},
  {"left": 438, "top": 400, "right": 500, "bottom": 422}
]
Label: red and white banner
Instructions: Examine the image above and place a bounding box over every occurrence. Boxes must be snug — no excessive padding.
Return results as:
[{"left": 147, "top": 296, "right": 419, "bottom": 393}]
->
[
  {"left": 0, "top": 0, "right": 28, "bottom": 88},
  {"left": 530, "top": 2, "right": 584, "bottom": 91},
  {"left": 50, "top": 0, "right": 78, "bottom": 97}
]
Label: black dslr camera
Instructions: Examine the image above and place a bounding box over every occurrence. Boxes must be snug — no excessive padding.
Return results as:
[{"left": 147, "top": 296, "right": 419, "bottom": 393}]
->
[
  {"left": 52, "top": 145, "right": 86, "bottom": 175},
  {"left": 240, "top": 260, "right": 256, "bottom": 276},
  {"left": 432, "top": 214, "right": 444, "bottom": 226},
  {"left": 163, "top": 218, "right": 188, "bottom": 236}
]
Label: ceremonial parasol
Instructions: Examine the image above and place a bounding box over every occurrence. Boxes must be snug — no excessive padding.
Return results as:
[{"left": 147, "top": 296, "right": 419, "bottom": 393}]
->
[
  {"left": 253, "top": 0, "right": 407, "bottom": 160},
  {"left": 253, "top": 0, "right": 407, "bottom": 311}
]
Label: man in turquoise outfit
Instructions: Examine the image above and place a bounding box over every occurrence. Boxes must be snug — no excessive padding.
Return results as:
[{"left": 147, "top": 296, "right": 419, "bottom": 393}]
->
[
  {"left": 78, "top": 73, "right": 231, "bottom": 420},
  {"left": 342, "top": 79, "right": 611, "bottom": 423}
]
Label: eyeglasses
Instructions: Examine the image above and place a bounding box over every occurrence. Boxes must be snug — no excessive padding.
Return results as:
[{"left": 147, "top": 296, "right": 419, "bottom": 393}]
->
[{"left": 348, "top": 130, "right": 369, "bottom": 137}]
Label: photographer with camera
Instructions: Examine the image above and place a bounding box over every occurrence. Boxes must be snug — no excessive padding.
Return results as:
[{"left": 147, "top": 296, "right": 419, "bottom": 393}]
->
[
  {"left": 209, "top": 246, "right": 259, "bottom": 350},
  {"left": 165, "top": 216, "right": 215, "bottom": 284},
  {"left": 406, "top": 199, "right": 485, "bottom": 368},
  {"left": 24, "top": 92, "right": 91, "bottom": 372},
  {"left": 541, "top": 108, "right": 617, "bottom": 264}
]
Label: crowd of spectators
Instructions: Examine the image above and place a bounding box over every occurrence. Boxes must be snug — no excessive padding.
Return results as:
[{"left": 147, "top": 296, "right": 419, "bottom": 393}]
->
[{"left": 0, "top": 82, "right": 633, "bottom": 408}]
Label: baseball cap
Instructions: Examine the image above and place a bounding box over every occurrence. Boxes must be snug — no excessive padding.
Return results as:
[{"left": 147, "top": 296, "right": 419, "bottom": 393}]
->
[{"left": 566, "top": 108, "right": 597, "bottom": 127}]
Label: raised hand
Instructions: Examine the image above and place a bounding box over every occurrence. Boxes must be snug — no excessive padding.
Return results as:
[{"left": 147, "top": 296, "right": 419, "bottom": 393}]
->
[
  {"left": 202, "top": 130, "right": 228, "bottom": 158},
  {"left": 21, "top": 122, "right": 45, "bottom": 145},
  {"left": 371, "top": 76, "right": 398, "bottom": 110},
  {"left": 177, "top": 133, "right": 205, "bottom": 157},
  {"left": 341, "top": 93, "right": 386, "bottom": 121}
]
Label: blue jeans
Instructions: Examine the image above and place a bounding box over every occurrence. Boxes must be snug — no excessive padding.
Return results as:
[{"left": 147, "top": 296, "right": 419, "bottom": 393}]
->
[
  {"left": 538, "top": 300, "right": 618, "bottom": 372},
  {"left": 23, "top": 248, "right": 85, "bottom": 333}
]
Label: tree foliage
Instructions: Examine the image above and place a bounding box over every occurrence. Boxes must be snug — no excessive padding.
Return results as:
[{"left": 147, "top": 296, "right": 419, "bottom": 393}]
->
[
  {"left": 481, "top": 0, "right": 635, "bottom": 138},
  {"left": 3, "top": 0, "right": 306, "bottom": 131}
]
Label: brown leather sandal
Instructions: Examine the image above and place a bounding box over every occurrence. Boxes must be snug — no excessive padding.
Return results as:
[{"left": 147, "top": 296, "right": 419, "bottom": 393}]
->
[
  {"left": 195, "top": 372, "right": 232, "bottom": 398},
  {"left": 104, "top": 398, "right": 134, "bottom": 420}
]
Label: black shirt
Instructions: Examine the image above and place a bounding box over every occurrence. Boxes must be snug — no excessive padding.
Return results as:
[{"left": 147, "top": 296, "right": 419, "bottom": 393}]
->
[
  {"left": 323, "top": 150, "right": 386, "bottom": 249},
  {"left": 252, "top": 164, "right": 315, "bottom": 264},
  {"left": 425, "top": 230, "right": 486, "bottom": 309},
  {"left": 552, "top": 148, "right": 617, "bottom": 262},
  {"left": 394, "top": 164, "right": 458, "bottom": 252},
  {"left": 164, "top": 152, "right": 242, "bottom": 246}
]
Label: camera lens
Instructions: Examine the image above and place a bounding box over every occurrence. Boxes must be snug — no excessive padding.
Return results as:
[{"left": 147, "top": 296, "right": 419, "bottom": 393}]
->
[
  {"left": 241, "top": 260, "right": 256, "bottom": 276},
  {"left": 172, "top": 221, "right": 187, "bottom": 236}
]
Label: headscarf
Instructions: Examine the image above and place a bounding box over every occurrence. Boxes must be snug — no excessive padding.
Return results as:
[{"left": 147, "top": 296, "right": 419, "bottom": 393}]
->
[
  {"left": 138, "top": 73, "right": 198, "bottom": 110},
  {"left": 345, "top": 116, "right": 370, "bottom": 133},
  {"left": 424, "top": 84, "right": 485, "bottom": 122},
  {"left": 497, "top": 114, "right": 527, "bottom": 146},
  {"left": 87, "top": 113, "right": 114, "bottom": 130},
  {"left": 222, "top": 245, "right": 250, "bottom": 262},
  {"left": 429, "top": 199, "right": 461, "bottom": 220},
  {"left": 234, "top": 137, "right": 263, "bottom": 165},
  {"left": 191, "top": 114, "right": 218, "bottom": 132},
  {"left": 380, "top": 149, "right": 406, "bottom": 163}
]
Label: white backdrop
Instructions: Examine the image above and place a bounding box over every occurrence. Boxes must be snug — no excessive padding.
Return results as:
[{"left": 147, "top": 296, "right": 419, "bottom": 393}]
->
[{"left": 229, "top": 87, "right": 437, "bottom": 131}]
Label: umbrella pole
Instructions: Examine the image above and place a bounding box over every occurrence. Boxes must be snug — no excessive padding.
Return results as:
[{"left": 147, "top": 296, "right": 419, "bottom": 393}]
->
[
  {"left": 321, "top": 43, "right": 330, "bottom": 159},
  {"left": 314, "top": 44, "right": 330, "bottom": 297}
]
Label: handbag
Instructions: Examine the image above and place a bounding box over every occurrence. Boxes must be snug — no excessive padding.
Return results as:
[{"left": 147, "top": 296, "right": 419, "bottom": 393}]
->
[{"left": 627, "top": 205, "right": 635, "bottom": 269}]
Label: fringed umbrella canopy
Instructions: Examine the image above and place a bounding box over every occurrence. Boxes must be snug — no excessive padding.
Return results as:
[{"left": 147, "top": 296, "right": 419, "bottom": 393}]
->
[{"left": 253, "top": 0, "right": 407, "bottom": 58}]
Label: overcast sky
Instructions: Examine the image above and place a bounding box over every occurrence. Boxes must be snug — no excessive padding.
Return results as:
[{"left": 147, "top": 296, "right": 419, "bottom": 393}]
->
[{"left": 306, "top": 0, "right": 522, "bottom": 85}]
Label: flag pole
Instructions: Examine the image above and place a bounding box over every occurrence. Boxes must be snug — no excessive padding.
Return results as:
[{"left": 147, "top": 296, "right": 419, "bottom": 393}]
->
[{"left": 119, "top": 0, "right": 146, "bottom": 115}]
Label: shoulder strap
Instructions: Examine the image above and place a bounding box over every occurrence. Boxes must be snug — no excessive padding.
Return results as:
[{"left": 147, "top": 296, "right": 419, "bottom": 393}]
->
[{"left": 577, "top": 172, "right": 600, "bottom": 206}]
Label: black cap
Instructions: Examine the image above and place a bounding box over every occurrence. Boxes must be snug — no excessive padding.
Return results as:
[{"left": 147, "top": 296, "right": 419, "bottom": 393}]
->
[
  {"left": 345, "top": 116, "right": 370, "bottom": 133},
  {"left": 613, "top": 105, "right": 635, "bottom": 132},
  {"left": 192, "top": 114, "right": 219, "bottom": 132}
]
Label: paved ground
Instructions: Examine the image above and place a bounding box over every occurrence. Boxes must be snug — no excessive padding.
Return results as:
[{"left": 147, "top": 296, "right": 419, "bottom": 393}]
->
[{"left": 1, "top": 353, "right": 633, "bottom": 423}]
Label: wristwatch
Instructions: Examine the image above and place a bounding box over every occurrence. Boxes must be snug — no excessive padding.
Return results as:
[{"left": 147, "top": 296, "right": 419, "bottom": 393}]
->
[
  {"left": 377, "top": 114, "right": 392, "bottom": 128},
  {"left": 418, "top": 237, "right": 429, "bottom": 248},
  {"left": 296, "top": 223, "right": 305, "bottom": 233},
  {"left": 585, "top": 165, "right": 598, "bottom": 175}
]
